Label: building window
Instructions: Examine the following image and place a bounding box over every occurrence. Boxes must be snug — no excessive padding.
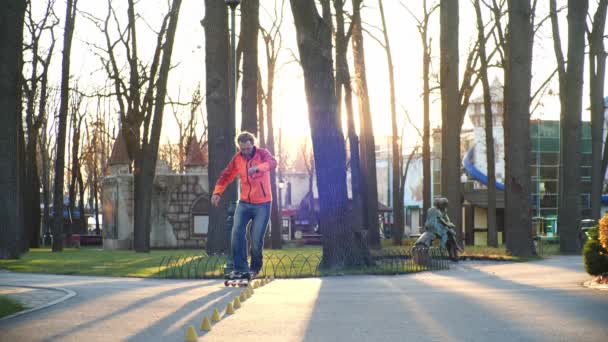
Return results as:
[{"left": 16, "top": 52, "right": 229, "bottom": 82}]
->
[{"left": 193, "top": 215, "right": 209, "bottom": 235}]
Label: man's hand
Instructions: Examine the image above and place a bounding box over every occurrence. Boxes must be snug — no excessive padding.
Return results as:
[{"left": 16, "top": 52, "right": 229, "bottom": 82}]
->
[
  {"left": 211, "top": 194, "right": 221, "bottom": 207},
  {"left": 247, "top": 166, "right": 259, "bottom": 176}
]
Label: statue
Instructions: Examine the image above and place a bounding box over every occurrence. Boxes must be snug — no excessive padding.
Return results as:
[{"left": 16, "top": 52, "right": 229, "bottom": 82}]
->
[{"left": 413, "top": 197, "right": 463, "bottom": 262}]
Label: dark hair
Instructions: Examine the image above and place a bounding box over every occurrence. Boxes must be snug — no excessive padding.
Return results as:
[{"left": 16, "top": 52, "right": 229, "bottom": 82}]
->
[{"left": 236, "top": 131, "right": 256, "bottom": 146}]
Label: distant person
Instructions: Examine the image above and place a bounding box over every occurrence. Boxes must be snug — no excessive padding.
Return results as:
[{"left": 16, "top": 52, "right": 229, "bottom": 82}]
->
[{"left": 211, "top": 131, "right": 277, "bottom": 278}]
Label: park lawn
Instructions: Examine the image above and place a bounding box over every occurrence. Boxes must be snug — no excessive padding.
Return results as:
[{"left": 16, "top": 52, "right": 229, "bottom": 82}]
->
[
  {"left": 0, "top": 295, "right": 25, "bottom": 319},
  {"left": 0, "top": 247, "right": 323, "bottom": 278},
  {"left": 0, "top": 248, "right": 204, "bottom": 278},
  {"left": 0, "top": 243, "right": 555, "bottom": 278}
]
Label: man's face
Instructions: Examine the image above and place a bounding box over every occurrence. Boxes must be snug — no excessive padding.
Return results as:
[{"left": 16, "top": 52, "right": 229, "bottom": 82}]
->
[{"left": 239, "top": 141, "right": 254, "bottom": 157}]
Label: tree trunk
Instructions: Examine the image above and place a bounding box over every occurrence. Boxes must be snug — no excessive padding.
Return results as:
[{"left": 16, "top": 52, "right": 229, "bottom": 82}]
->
[
  {"left": 257, "top": 67, "right": 266, "bottom": 147},
  {"left": 474, "top": 0, "right": 498, "bottom": 247},
  {"left": 420, "top": 1, "right": 433, "bottom": 227},
  {"left": 52, "top": 0, "right": 77, "bottom": 252},
  {"left": 69, "top": 114, "right": 83, "bottom": 235},
  {"left": 240, "top": 0, "right": 259, "bottom": 135},
  {"left": 558, "top": 0, "right": 588, "bottom": 253},
  {"left": 588, "top": 0, "right": 608, "bottom": 221},
  {"left": 0, "top": 0, "right": 26, "bottom": 259},
  {"left": 266, "top": 64, "right": 282, "bottom": 249},
  {"left": 352, "top": 0, "right": 380, "bottom": 248},
  {"left": 204, "top": 0, "right": 236, "bottom": 253},
  {"left": 440, "top": 0, "right": 461, "bottom": 242},
  {"left": 378, "top": 0, "right": 403, "bottom": 245},
  {"left": 335, "top": 0, "right": 364, "bottom": 235},
  {"left": 290, "top": 0, "right": 371, "bottom": 269},
  {"left": 133, "top": 0, "right": 182, "bottom": 252},
  {"left": 504, "top": 0, "right": 535, "bottom": 257}
]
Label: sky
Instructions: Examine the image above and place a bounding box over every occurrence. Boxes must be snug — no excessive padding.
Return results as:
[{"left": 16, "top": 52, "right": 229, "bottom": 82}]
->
[{"left": 31, "top": 0, "right": 591, "bottom": 162}]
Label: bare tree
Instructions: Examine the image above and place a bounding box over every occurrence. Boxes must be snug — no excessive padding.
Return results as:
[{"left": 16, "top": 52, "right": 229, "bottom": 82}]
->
[
  {"left": 0, "top": 0, "right": 26, "bottom": 259},
  {"left": 377, "top": 0, "right": 404, "bottom": 245},
  {"left": 52, "top": 0, "right": 78, "bottom": 252},
  {"left": 22, "top": 0, "right": 58, "bottom": 248},
  {"left": 260, "top": 0, "right": 286, "bottom": 249},
  {"left": 504, "top": 0, "right": 535, "bottom": 257},
  {"left": 132, "top": 0, "right": 183, "bottom": 252},
  {"left": 474, "top": 0, "right": 498, "bottom": 247},
  {"left": 352, "top": 0, "right": 380, "bottom": 248},
  {"left": 551, "top": 0, "right": 589, "bottom": 253},
  {"left": 587, "top": 0, "right": 608, "bottom": 221},
  {"left": 68, "top": 92, "right": 86, "bottom": 235},
  {"left": 440, "top": 0, "right": 460, "bottom": 242},
  {"left": 401, "top": 0, "right": 438, "bottom": 228},
  {"left": 333, "top": 0, "right": 365, "bottom": 241},
  {"left": 290, "top": 0, "right": 371, "bottom": 268},
  {"left": 84, "top": 0, "right": 183, "bottom": 251},
  {"left": 203, "top": 0, "right": 236, "bottom": 253},
  {"left": 240, "top": 0, "right": 259, "bottom": 134}
]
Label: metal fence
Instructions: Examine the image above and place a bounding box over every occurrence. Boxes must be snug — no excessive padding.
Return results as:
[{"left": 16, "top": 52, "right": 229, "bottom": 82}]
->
[{"left": 157, "top": 246, "right": 450, "bottom": 279}]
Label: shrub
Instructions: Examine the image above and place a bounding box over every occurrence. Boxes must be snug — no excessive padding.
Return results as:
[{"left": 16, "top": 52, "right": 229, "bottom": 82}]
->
[{"left": 583, "top": 239, "right": 608, "bottom": 276}]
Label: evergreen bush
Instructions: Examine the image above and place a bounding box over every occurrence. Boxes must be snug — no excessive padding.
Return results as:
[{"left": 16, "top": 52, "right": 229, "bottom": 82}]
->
[{"left": 583, "top": 239, "right": 608, "bottom": 276}]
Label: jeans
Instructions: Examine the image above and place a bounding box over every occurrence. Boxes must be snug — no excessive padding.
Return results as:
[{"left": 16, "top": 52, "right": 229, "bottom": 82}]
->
[{"left": 231, "top": 201, "right": 271, "bottom": 273}]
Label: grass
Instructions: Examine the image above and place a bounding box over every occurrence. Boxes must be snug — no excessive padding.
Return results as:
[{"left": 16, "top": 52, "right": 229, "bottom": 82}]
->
[
  {"left": 0, "top": 248, "right": 203, "bottom": 278},
  {"left": 0, "top": 241, "right": 561, "bottom": 279},
  {"left": 0, "top": 295, "right": 25, "bottom": 319}
]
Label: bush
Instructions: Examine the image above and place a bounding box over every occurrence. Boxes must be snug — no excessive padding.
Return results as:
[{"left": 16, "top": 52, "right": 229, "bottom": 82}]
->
[{"left": 583, "top": 239, "right": 608, "bottom": 276}]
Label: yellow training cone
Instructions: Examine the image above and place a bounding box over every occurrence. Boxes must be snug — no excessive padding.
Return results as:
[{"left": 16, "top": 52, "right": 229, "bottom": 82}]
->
[
  {"left": 226, "top": 302, "right": 235, "bottom": 314},
  {"left": 247, "top": 287, "right": 253, "bottom": 296},
  {"left": 200, "top": 316, "right": 212, "bottom": 331},
  {"left": 185, "top": 325, "right": 198, "bottom": 341},
  {"left": 239, "top": 291, "right": 247, "bottom": 302},
  {"left": 253, "top": 281, "right": 259, "bottom": 289},
  {"left": 233, "top": 296, "right": 241, "bottom": 308},
  {"left": 211, "top": 308, "right": 221, "bottom": 322}
]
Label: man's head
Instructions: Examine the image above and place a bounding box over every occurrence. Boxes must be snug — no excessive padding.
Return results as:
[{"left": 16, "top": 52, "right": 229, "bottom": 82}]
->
[
  {"left": 236, "top": 131, "right": 257, "bottom": 157},
  {"left": 433, "top": 197, "right": 449, "bottom": 210}
]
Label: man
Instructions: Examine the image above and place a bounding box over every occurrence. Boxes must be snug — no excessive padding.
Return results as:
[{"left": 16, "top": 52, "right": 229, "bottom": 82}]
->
[{"left": 211, "top": 131, "right": 277, "bottom": 278}]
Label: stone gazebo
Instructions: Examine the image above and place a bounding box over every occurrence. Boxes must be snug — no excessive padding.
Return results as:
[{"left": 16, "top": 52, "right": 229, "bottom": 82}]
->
[{"left": 102, "top": 132, "right": 211, "bottom": 249}]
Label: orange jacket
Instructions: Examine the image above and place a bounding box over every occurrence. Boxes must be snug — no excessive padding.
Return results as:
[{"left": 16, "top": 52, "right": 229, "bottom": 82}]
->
[{"left": 213, "top": 147, "right": 278, "bottom": 204}]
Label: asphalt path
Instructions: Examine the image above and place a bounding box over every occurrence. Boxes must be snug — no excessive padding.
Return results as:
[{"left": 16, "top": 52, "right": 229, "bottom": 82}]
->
[{"left": 1, "top": 256, "right": 606, "bottom": 342}]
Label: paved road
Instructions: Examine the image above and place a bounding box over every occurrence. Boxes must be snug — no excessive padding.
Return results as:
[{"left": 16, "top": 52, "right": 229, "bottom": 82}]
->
[{"left": 1, "top": 256, "right": 607, "bottom": 342}]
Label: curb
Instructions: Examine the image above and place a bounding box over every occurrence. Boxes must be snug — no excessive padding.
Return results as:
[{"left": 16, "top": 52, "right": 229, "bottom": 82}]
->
[
  {"left": 583, "top": 279, "right": 608, "bottom": 291},
  {"left": 0, "top": 285, "right": 77, "bottom": 321}
]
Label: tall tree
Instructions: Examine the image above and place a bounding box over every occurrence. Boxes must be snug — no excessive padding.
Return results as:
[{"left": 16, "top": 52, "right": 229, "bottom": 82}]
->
[
  {"left": 240, "top": 0, "right": 259, "bottom": 134},
  {"left": 0, "top": 0, "right": 26, "bottom": 259},
  {"left": 559, "top": 0, "right": 588, "bottom": 253},
  {"left": 260, "top": 0, "right": 286, "bottom": 249},
  {"left": 132, "top": 0, "right": 182, "bottom": 252},
  {"left": 402, "top": 0, "right": 438, "bottom": 227},
  {"left": 588, "top": 0, "right": 608, "bottom": 221},
  {"left": 52, "top": 0, "right": 78, "bottom": 252},
  {"left": 335, "top": 0, "right": 365, "bottom": 239},
  {"left": 504, "top": 0, "right": 535, "bottom": 257},
  {"left": 204, "top": 0, "right": 236, "bottom": 253},
  {"left": 22, "top": 0, "right": 58, "bottom": 248},
  {"left": 290, "top": 0, "right": 371, "bottom": 268},
  {"left": 352, "top": 0, "right": 380, "bottom": 248},
  {"left": 378, "top": 0, "right": 404, "bottom": 245},
  {"left": 440, "top": 0, "right": 461, "bottom": 241},
  {"left": 68, "top": 93, "right": 85, "bottom": 235},
  {"left": 474, "top": 0, "right": 498, "bottom": 247}
]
